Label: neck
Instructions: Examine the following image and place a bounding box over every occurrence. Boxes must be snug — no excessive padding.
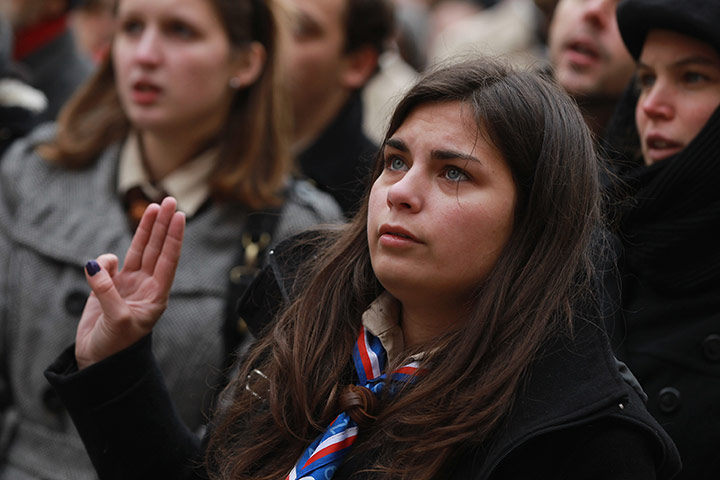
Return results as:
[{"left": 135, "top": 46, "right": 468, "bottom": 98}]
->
[
  {"left": 292, "top": 89, "right": 351, "bottom": 153},
  {"left": 399, "top": 299, "right": 465, "bottom": 348},
  {"left": 139, "top": 130, "right": 216, "bottom": 182}
]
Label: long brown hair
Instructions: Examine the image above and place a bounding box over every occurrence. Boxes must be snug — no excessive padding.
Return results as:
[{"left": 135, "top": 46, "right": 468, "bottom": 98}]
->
[
  {"left": 41, "top": 0, "right": 290, "bottom": 209},
  {"left": 207, "top": 58, "right": 602, "bottom": 479}
]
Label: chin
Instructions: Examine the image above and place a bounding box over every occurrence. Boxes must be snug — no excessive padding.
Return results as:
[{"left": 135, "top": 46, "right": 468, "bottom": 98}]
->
[{"left": 127, "top": 115, "right": 170, "bottom": 132}]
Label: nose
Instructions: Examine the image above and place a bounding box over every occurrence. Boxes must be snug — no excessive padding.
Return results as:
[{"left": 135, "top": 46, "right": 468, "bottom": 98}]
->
[
  {"left": 386, "top": 169, "right": 423, "bottom": 213},
  {"left": 582, "top": 0, "right": 613, "bottom": 29},
  {"left": 134, "top": 28, "right": 162, "bottom": 66},
  {"left": 639, "top": 81, "right": 674, "bottom": 121}
]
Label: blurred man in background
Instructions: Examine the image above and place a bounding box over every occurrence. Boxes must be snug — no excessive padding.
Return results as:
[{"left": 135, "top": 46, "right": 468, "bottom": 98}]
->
[
  {"left": 0, "top": 0, "right": 92, "bottom": 121},
  {"left": 548, "top": 0, "right": 634, "bottom": 136}
]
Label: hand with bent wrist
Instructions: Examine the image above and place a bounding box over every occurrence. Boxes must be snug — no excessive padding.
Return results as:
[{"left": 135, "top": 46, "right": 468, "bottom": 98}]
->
[{"left": 75, "top": 197, "right": 185, "bottom": 369}]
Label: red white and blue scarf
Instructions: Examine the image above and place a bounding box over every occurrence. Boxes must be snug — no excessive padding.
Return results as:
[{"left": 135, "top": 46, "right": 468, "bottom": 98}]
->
[{"left": 285, "top": 325, "right": 424, "bottom": 480}]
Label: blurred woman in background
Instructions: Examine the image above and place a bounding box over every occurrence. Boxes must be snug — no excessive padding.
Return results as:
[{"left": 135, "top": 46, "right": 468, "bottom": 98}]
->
[{"left": 0, "top": 0, "right": 340, "bottom": 478}]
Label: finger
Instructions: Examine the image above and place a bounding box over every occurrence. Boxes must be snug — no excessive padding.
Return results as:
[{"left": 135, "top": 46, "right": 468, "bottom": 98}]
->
[
  {"left": 123, "top": 203, "right": 160, "bottom": 272},
  {"left": 96, "top": 253, "right": 119, "bottom": 278},
  {"left": 84, "top": 258, "right": 130, "bottom": 322},
  {"left": 153, "top": 211, "right": 186, "bottom": 293},
  {"left": 141, "top": 197, "right": 177, "bottom": 274}
]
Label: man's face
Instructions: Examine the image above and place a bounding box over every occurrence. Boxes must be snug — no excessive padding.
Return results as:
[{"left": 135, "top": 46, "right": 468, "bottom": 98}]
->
[
  {"left": 0, "top": 0, "right": 56, "bottom": 29},
  {"left": 548, "top": 0, "right": 634, "bottom": 101},
  {"left": 280, "top": 0, "right": 349, "bottom": 135}
]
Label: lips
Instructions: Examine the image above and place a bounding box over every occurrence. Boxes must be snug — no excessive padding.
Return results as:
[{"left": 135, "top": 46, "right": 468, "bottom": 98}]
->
[
  {"left": 644, "top": 134, "right": 683, "bottom": 163},
  {"left": 564, "top": 38, "right": 601, "bottom": 67},
  {"left": 130, "top": 79, "right": 162, "bottom": 105},
  {"left": 569, "top": 40, "right": 599, "bottom": 58},
  {"left": 379, "top": 224, "right": 419, "bottom": 243}
]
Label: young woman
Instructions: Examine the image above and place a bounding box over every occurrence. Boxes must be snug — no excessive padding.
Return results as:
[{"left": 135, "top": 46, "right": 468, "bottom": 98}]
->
[
  {"left": 46, "top": 58, "right": 680, "bottom": 479},
  {"left": 604, "top": 0, "right": 720, "bottom": 478},
  {"left": 0, "top": 0, "right": 341, "bottom": 478}
]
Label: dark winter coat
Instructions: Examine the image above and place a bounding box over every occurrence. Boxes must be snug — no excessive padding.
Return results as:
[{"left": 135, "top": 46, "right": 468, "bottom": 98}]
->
[
  {"left": 603, "top": 103, "right": 720, "bottom": 480},
  {"left": 44, "top": 233, "right": 681, "bottom": 480}
]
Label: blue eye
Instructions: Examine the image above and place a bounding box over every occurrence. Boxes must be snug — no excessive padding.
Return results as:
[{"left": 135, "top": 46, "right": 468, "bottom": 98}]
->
[
  {"left": 444, "top": 167, "right": 468, "bottom": 182},
  {"left": 683, "top": 71, "right": 708, "bottom": 84},
  {"left": 387, "top": 157, "right": 407, "bottom": 171}
]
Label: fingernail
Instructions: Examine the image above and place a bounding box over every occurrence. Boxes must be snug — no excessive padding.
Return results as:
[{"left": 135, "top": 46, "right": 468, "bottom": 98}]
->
[{"left": 86, "top": 260, "right": 101, "bottom": 276}]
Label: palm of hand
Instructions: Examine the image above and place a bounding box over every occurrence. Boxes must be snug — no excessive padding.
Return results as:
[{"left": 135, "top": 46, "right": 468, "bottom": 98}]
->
[{"left": 75, "top": 198, "right": 186, "bottom": 369}]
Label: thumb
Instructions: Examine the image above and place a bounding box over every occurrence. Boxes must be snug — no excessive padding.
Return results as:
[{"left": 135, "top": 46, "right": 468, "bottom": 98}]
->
[{"left": 85, "top": 258, "right": 130, "bottom": 322}]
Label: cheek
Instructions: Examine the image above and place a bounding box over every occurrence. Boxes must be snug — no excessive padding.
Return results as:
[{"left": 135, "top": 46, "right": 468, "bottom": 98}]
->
[
  {"left": 367, "top": 181, "right": 385, "bottom": 228},
  {"left": 453, "top": 197, "right": 515, "bottom": 257},
  {"left": 111, "top": 44, "right": 129, "bottom": 78},
  {"left": 176, "top": 55, "right": 232, "bottom": 92},
  {"left": 111, "top": 53, "right": 132, "bottom": 102},
  {"left": 286, "top": 46, "right": 318, "bottom": 77},
  {"left": 685, "top": 100, "right": 720, "bottom": 140},
  {"left": 635, "top": 103, "right": 647, "bottom": 136}
]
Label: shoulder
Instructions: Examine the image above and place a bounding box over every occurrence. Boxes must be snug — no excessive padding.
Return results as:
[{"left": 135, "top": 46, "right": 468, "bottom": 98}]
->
[
  {"left": 1, "top": 121, "right": 55, "bottom": 161},
  {"left": 0, "top": 125, "right": 122, "bottom": 243},
  {"left": 237, "top": 228, "right": 332, "bottom": 337},
  {"left": 492, "top": 418, "right": 677, "bottom": 480},
  {"left": 273, "top": 179, "right": 344, "bottom": 243},
  {"left": 480, "top": 315, "right": 681, "bottom": 479},
  {"left": 0, "top": 123, "right": 56, "bottom": 204},
  {"left": 285, "top": 178, "right": 344, "bottom": 221}
]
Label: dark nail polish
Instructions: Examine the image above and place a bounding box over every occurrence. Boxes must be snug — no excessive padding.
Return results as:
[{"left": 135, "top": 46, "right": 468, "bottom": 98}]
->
[{"left": 86, "top": 260, "right": 101, "bottom": 276}]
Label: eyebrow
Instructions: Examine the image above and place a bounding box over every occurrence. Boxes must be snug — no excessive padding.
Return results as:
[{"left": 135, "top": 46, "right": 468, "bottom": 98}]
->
[
  {"left": 638, "top": 56, "right": 720, "bottom": 70},
  {"left": 384, "top": 138, "right": 482, "bottom": 164}
]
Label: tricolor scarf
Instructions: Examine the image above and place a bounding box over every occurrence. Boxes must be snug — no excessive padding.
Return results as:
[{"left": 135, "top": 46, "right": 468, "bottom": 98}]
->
[{"left": 285, "top": 325, "right": 424, "bottom": 480}]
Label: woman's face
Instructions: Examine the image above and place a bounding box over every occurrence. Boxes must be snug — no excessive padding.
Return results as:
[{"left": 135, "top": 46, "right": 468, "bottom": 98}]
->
[
  {"left": 635, "top": 29, "right": 720, "bottom": 165},
  {"left": 367, "top": 101, "right": 517, "bottom": 313},
  {"left": 113, "top": 0, "right": 242, "bottom": 136}
]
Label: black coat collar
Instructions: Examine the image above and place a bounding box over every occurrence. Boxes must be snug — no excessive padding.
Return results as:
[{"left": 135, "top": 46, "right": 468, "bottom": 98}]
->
[{"left": 297, "top": 91, "right": 377, "bottom": 215}]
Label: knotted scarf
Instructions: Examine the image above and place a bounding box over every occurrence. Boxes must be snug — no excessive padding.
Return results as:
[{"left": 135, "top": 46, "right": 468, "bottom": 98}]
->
[{"left": 285, "top": 325, "right": 424, "bottom": 480}]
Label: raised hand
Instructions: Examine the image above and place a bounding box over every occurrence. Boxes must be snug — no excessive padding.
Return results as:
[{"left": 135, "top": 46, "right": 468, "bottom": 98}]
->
[{"left": 75, "top": 197, "right": 186, "bottom": 369}]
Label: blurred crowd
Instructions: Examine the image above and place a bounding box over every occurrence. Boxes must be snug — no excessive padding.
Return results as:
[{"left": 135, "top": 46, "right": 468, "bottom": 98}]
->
[{"left": 0, "top": 0, "right": 718, "bottom": 479}]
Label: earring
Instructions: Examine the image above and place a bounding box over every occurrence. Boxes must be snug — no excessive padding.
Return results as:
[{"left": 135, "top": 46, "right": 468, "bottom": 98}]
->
[{"left": 229, "top": 77, "right": 243, "bottom": 89}]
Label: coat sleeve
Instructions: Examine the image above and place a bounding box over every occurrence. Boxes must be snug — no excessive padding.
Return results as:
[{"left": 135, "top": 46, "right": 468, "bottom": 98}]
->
[
  {"left": 43, "top": 335, "right": 208, "bottom": 480},
  {"left": 0, "top": 210, "right": 11, "bottom": 421},
  {"left": 0, "top": 137, "right": 22, "bottom": 440}
]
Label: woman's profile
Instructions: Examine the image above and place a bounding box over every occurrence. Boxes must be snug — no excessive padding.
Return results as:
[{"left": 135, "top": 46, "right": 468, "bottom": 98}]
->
[{"left": 603, "top": 0, "right": 720, "bottom": 477}]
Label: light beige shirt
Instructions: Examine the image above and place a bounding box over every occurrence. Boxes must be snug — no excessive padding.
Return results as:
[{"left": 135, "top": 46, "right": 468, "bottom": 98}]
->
[
  {"left": 116, "top": 133, "right": 217, "bottom": 217},
  {"left": 361, "top": 292, "right": 405, "bottom": 364}
]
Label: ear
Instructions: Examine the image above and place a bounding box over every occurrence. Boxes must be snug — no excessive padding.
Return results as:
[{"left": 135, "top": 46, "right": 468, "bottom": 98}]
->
[
  {"left": 229, "top": 42, "right": 266, "bottom": 90},
  {"left": 339, "top": 45, "right": 379, "bottom": 90}
]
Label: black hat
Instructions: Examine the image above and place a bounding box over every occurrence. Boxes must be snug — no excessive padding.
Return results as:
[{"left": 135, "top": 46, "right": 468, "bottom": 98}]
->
[{"left": 617, "top": 0, "right": 720, "bottom": 60}]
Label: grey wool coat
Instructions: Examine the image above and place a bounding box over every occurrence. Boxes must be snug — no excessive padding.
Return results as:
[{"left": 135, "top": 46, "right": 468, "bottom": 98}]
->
[{"left": 0, "top": 124, "right": 343, "bottom": 480}]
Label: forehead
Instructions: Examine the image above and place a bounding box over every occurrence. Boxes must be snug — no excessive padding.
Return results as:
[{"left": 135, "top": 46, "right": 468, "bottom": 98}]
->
[
  {"left": 116, "top": 0, "right": 220, "bottom": 20},
  {"left": 390, "top": 102, "right": 484, "bottom": 151},
  {"left": 284, "top": 0, "right": 346, "bottom": 27},
  {"left": 555, "top": 0, "right": 619, "bottom": 11},
  {"left": 640, "top": 29, "right": 720, "bottom": 65}
]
